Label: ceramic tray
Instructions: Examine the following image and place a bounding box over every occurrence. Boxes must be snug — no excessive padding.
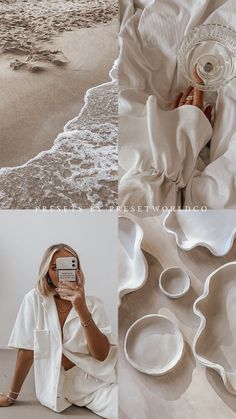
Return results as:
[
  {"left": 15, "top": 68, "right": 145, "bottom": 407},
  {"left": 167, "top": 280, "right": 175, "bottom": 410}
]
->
[
  {"left": 124, "top": 314, "right": 184, "bottom": 375},
  {"left": 118, "top": 217, "right": 148, "bottom": 305},
  {"left": 163, "top": 210, "right": 236, "bottom": 256},
  {"left": 193, "top": 261, "right": 236, "bottom": 394}
]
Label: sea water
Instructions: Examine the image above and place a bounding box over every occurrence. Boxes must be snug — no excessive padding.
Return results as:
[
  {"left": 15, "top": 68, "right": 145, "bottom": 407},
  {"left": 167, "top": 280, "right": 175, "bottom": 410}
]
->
[{"left": 0, "top": 63, "right": 118, "bottom": 209}]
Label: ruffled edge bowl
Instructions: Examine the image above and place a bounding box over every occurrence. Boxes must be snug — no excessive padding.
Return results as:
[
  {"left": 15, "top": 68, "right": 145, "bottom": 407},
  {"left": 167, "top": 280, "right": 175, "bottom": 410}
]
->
[
  {"left": 118, "top": 217, "right": 148, "bottom": 305},
  {"left": 163, "top": 210, "right": 236, "bottom": 256},
  {"left": 193, "top": 261, "right": 236, "bottom": 394}
]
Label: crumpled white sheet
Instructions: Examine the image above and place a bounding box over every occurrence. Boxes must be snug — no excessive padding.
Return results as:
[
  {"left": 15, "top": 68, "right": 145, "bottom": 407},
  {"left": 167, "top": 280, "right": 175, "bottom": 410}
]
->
[{"left": 119, "top": 0, "right": 236, "bottom": 208}]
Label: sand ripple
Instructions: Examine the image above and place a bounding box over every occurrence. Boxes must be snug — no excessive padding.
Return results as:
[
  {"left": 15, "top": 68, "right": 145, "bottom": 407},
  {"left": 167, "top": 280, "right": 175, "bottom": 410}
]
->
[{"left": 0, "top": 0, "right": 117, "bottom": 68}]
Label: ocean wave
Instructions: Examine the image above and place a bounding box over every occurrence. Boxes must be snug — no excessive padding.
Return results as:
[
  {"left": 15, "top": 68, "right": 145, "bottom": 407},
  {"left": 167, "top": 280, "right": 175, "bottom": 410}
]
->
[{"left": 0, "top": 62, "right": 118, "bottom": 209}]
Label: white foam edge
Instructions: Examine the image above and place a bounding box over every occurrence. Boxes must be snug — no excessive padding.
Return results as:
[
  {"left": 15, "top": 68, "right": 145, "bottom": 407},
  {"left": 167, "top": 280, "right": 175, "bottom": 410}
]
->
[{"left": 0, "top": 59, "right": 118, "bottom": 175}]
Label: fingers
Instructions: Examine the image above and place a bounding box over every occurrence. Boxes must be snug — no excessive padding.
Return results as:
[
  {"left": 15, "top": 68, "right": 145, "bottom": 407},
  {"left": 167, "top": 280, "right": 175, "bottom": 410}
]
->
[
  {"left": 193, "top": 87, "right": 204, "bottom": 109},
  {"left": 170, "top": 86, "right": 194, "bottom": 109},
  {"left": 60, "top": 295, "right": 73, "bottom": 301},
  {"left": 204, "top": 105, "right": 213, "bottom": 124},
  {"left": 58, "top": 281, "right": 78, "bottom": 290},
  {"left": 185, "top": 88, "right": 194, "bottom": 105},
  {"left": 76, "top": 271, "right": 84, "bottom": 287},
  {"left": 56, "top": 288, "right": 75, "bottom": 296},
  {"left": 179, "top": 86, "right": 193, "bottom": 106},
  {"left": 170, "top": 79, "right": 206, "bottom": 111},
  {"left": 192, "top": 64, "right": 204, "bottom": 109},
  {"left": 170, "top": 92, "right": 183, "bottom": 110},
  {"left": 56, "top": 282, "right": 72, "bottom": 290},
  {"left": 193, "top": 64, "right": 204, "bottom": 85},
  {"left": 182, "top": 85, "right": 193, "bottom": 101}
]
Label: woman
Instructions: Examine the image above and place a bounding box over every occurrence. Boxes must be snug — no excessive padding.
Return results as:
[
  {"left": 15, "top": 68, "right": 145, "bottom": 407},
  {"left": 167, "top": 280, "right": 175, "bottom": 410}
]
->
[{"left": 0, "top": 243, "right": 117, "bottom": 419}]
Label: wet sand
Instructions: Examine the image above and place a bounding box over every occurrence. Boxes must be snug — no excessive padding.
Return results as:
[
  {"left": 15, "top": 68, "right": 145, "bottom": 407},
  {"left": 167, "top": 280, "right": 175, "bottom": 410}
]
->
[{"left": 0, "top": 22, "right": 117, "bottom": 167}]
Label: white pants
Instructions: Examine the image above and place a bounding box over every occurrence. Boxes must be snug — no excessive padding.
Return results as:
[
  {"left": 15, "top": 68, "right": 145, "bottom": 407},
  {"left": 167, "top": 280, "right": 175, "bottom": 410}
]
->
[{"left": 58, "top": 366, "right": 118, "bottom": 419}]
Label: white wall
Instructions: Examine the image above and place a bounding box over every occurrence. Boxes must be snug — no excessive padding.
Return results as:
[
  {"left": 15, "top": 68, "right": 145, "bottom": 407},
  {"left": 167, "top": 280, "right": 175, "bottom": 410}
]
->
[{"left": 0, "top": 210, "right": 117, "bottom": 347}]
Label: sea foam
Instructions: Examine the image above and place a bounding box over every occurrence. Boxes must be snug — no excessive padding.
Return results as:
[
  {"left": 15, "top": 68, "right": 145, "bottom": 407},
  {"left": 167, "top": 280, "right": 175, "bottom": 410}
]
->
[{"left": 0, "top": 62, "right": 118, "bottom": 209}]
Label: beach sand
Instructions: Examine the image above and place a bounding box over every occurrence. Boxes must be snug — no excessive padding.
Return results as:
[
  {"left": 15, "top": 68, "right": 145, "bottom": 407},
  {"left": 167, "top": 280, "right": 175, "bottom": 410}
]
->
[{"left": 0, "top": 21, "right": 117, "bottom": 167}]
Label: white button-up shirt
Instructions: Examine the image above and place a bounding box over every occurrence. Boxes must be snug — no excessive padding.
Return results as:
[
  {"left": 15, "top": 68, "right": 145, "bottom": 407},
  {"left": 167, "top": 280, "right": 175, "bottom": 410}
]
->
[{"left": 8, "top": 289, "right": 117, "bottom": 412}]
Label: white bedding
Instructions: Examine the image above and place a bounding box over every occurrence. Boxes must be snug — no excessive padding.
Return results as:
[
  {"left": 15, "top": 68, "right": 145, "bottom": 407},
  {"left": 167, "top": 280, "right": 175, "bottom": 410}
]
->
[{"left": 119, "top": 0, "right": 236, "bottom": 208}]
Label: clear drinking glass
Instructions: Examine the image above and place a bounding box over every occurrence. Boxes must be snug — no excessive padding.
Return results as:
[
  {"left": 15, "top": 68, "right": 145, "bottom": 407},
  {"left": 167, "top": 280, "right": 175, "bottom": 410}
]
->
[{"left": 178, "top": 24, "right": 236, "bottom": 91}]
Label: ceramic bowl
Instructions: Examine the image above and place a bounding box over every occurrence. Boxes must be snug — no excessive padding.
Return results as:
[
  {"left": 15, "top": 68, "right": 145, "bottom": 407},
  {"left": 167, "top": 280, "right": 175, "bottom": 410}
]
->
[
  {"left": 159, "top": 267, "right": 190, "bottom": 299},
  {"left": 118, "top": 217, "right": 148, "bottom": 305},
  {"left": 193, "top": 261, "right": 236, "bottom": 394},
  {"left": 124, "top": 314, "right": 184, "bottom": 375},
  {"left": 163, "top": 210, "right": 236, "bottom": 256}
]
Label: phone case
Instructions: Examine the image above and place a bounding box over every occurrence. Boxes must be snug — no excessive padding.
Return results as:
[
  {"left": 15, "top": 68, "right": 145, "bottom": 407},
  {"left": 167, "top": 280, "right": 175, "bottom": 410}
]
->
[{"left": 56, "top": 257, "right": 78, "bottom": 282}]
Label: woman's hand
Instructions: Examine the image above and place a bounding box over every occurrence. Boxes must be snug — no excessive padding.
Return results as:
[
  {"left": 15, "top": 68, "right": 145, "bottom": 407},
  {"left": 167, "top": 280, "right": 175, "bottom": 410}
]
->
[
  {"left": 170, "top": 85, "right": 213, "bottom": 124},
  {"left": 0, "top": 394, "right": 13, "bottom": 407},
  {"left": 56, "top": 271, "right": 89, "bottom": 320},
  {"left": 57, "top": 271, "right": 110, "bottom": 361},
  {"left": 170, "top": 67, "right": 213, "bottom": 124}
]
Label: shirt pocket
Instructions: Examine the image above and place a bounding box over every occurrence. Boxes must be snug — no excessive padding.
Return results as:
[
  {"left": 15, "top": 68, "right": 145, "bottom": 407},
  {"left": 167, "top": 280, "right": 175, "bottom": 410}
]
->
[{"left": 34, "top": 329, "right": 50, "bottom": 359}]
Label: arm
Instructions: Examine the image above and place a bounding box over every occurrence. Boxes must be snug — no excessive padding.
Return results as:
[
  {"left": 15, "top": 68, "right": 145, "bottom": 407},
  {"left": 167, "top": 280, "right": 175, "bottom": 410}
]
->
[
  {"left": 0, "top": 348, "right": 33, "bottom": 407},
  {"left": 56, "top": 271, "right": 110, "bottom": 362},
  {"left": 77, "top": 305, "right": 110, "bottom": 362}
]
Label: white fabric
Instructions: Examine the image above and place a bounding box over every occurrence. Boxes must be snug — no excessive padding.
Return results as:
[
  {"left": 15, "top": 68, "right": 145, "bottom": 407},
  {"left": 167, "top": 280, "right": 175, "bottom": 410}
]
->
[
  {"left": 59, "top": 366, "right": 117, "bottom": 419},
  {"left": 119, "top": 0, "right": 236, "bottom": 208},
  {"left": 119, "top": 93, "right": 212, "bottom": 207},
  {"left": 8, "top": 289, "right": 117, "bottom": 415}
]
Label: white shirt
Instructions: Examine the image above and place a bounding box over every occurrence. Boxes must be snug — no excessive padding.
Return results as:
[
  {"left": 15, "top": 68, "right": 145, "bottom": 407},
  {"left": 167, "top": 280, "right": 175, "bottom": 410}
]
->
[{"left": 8, "top": 289, "right": 117, "bottom": 412}]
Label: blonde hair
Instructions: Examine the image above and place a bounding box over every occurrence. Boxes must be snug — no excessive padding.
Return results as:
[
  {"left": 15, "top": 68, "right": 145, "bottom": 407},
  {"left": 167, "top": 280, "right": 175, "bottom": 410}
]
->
[{"left": 37, "top": 243, "right": 80, "bottom": 296}]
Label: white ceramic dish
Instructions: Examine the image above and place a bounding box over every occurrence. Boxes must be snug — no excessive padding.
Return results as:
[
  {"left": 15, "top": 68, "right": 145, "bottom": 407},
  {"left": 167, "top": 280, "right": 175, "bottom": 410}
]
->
[
  {"left": 193, "top": 261, "right": 236, "bottom": 394},
  {"left": 159, "top": 267, "right": 190, "bottom": 299},
  {"left": 118, "top": 217, "right": 148, "bottom": 305},
  {"left": 124, "top": 314, "right": 184, "bottom": 375},
  {"left": 163, "top": 210, "right": 236, "bottom": 256}
]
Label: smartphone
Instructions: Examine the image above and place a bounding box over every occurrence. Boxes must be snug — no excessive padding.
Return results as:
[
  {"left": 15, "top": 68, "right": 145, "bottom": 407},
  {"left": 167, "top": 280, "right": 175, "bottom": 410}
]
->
[{"left": 56, "top": 257, "right": 78, "bottom": 282}]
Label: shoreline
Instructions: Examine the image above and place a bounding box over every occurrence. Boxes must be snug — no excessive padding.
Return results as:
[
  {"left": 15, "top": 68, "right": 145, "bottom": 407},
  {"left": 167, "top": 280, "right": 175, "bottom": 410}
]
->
[
  {"left": 0, "top": 21, "right": 117, "bottom": 168},
  {"left": 0, "top": 76, "right": 118, "bottom": 208},
  {"left": 0, "top": 72, "right": 117, "bottom": 172}
]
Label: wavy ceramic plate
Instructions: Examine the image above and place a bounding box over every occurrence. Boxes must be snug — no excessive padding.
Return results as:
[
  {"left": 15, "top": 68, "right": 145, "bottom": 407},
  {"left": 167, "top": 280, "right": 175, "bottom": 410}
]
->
[
  {"left": 124, "top": 314, "right": 184, "bottom": 375},
  {"left": 163, "top": 210, "right": 236, "bottom": 256},
  {"left": 193, "top": 261, "right": 236, "bottom": 394},
  {"left": 118, "top": 217, "right": 148, "bottom": 305}
]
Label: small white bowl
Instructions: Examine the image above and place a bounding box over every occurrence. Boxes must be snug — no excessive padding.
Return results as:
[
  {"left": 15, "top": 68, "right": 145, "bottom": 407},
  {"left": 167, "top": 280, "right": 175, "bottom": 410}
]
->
[
  {"left": 159, "top": 267, "right": 190, "bottom": 299},
  {"left": 124, "top": 314, "right": 184, "bottom": 375}
]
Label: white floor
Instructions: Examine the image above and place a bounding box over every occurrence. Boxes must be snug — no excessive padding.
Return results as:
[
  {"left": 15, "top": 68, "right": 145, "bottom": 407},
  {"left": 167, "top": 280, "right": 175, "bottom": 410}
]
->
[{"left": 0, "top": 349, "right": 99, "bottom": 418}]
